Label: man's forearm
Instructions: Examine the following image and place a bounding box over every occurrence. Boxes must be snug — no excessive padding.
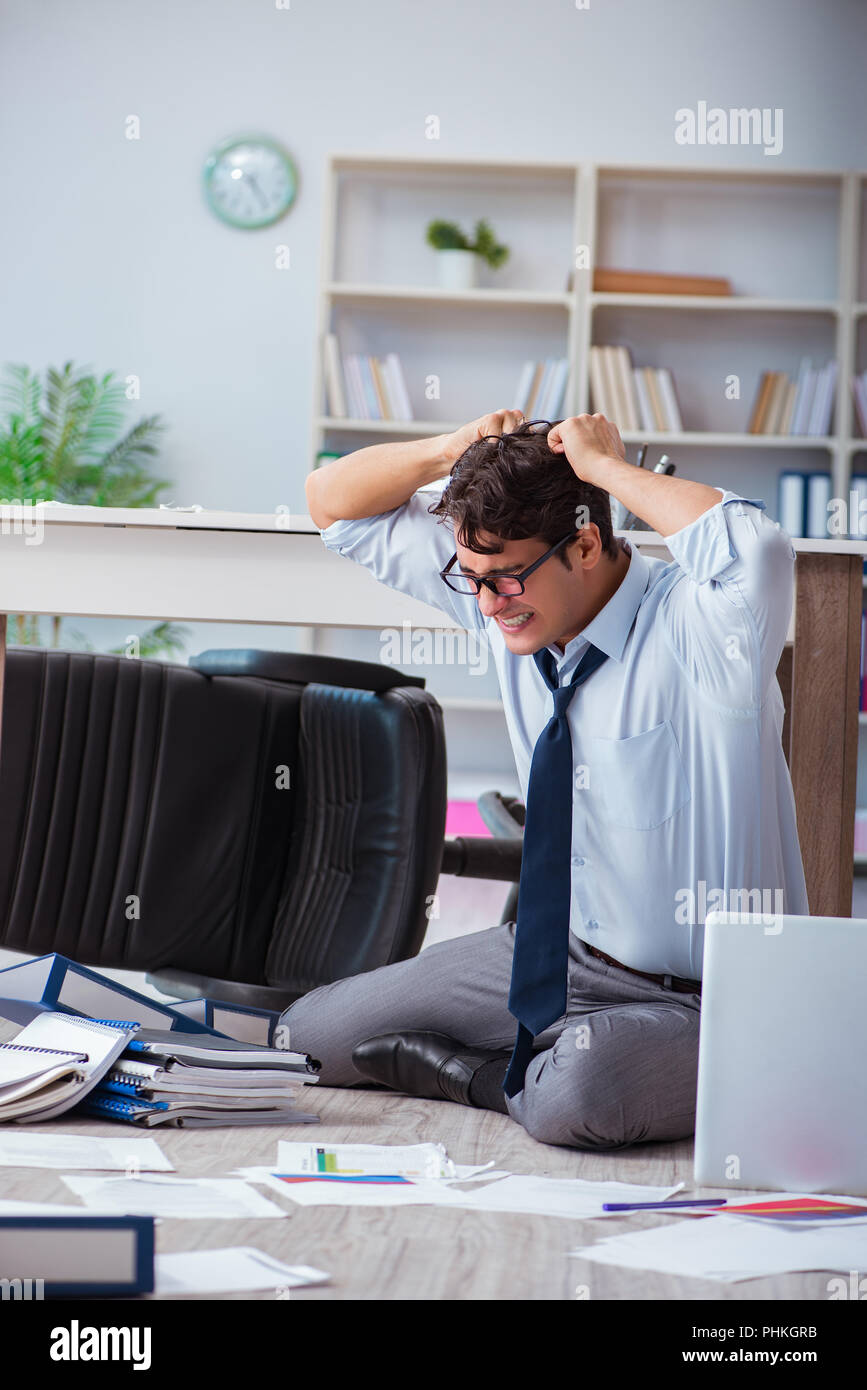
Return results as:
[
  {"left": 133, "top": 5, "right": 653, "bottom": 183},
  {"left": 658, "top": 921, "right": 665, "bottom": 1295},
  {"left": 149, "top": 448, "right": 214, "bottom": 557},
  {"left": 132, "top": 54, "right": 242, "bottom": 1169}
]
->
[
  {"left": 584, "top": 454, "right": 723, "bottom": 538},
  {"left": 305, "top": 433, "right": 452, "bottom": 530}
]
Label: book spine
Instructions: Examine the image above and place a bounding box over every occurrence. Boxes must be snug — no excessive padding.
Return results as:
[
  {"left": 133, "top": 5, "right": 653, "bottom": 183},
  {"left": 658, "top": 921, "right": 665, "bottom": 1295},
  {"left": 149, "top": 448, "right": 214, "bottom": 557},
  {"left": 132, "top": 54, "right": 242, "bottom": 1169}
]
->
[
  {"left": 385, "top": 353, "right": 413, "bottom": 421},
  {"left": 789, "top": 357, "right": 813, "bottom": 435},
  {"left": 632, "top": 367, "right": 655, "bottom": 433},
  {"left": 524, "top": 361, "right": 544, "bottom": 417},
  {"left": 369, "top": 358, "right": 391, "bottom": 419},
  {"left": 614, "top": 346, "right": 639, "bottom": 431},
  {"left": 513, "top": 359, "right": 535, "bottom": 413},
  {"left": 643, "top": 368, "right": 667, "bottom": 432},
  {"left": 602, "top": 347, "right": 625, "bottom": 426},
  {"left": 656, "top": 368, "right": 683, "bottom": 432},
  {"left": 588, "top": 348, "right": 608, "bottom": 415},
  {"left": 749, "top": 371, "right": 774, "bottom": 433}
]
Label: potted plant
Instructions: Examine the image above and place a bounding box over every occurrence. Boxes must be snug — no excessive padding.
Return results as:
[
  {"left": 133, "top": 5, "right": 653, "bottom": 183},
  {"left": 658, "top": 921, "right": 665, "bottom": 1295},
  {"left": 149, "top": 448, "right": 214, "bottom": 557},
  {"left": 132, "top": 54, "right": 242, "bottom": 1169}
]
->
[
  {"left": 425, "top": 218, "right": 510, "bottom": 290},
  {"left": 0, "top": 360, "right": 187, "bottom": 655}
]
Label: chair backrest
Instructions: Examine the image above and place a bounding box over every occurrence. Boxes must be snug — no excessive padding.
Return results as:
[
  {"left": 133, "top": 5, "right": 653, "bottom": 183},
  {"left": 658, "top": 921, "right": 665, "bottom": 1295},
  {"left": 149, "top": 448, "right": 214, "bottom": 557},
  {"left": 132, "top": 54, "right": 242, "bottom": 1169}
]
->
[{"left": 0, "top": 649, "right": 446, "bottom": 995}]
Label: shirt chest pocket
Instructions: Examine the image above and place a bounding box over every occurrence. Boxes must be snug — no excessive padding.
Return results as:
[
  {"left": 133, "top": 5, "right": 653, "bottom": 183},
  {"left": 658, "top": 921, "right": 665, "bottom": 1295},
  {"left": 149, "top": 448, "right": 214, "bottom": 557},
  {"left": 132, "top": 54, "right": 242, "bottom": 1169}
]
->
[{"left": 585, "top": 719, "right": 690, "bottom": 831}]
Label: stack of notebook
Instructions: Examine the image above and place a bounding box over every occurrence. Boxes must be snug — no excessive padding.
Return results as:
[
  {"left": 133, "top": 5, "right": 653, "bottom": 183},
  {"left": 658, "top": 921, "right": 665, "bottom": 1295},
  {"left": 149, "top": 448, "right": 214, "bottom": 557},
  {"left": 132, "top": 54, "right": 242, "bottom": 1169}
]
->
[
  {"left": 0, "top": 1005, "right": 138, "bottom": 1122},
  {"left": 80, "top": 1029, "right": 321, "bottom": 1128}
]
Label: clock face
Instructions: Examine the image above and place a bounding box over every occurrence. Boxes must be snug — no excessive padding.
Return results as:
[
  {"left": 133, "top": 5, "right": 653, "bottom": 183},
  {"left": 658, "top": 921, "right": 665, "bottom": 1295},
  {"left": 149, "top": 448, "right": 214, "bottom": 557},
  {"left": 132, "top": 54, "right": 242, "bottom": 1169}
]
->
[{"left": 203, "top": 137, "right": 298, "bottom": 229}]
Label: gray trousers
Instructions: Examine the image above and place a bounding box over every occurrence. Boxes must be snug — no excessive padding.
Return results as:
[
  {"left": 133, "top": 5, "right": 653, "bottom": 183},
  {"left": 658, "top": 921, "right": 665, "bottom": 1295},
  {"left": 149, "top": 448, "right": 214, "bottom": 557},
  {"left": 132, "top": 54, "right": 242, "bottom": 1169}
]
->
[{"left": 279, "top": 921, "right": 702, "bottom": 1151}]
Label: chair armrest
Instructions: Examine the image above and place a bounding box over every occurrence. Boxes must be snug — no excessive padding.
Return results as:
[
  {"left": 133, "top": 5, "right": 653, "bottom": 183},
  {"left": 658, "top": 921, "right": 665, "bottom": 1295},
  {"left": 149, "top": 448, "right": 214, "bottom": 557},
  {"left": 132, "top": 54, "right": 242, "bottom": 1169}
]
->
[{"left": 440, "top": 836, "right": 522, "bottom": 882}]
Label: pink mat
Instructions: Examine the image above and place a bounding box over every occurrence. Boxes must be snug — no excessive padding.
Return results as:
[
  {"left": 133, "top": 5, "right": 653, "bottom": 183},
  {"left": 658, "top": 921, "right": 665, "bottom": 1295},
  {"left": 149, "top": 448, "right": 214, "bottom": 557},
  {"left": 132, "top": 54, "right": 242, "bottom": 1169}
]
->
[{"left": 445, "top": 800, "right": 491, "bottom": 838}]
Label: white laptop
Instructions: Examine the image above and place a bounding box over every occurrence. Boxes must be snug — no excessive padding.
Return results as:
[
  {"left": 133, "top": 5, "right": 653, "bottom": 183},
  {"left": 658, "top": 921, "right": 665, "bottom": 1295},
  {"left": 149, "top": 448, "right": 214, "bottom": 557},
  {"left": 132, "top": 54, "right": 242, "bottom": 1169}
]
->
[{"left": 694, "top": 911, "right": 867, "bottom": 1196}]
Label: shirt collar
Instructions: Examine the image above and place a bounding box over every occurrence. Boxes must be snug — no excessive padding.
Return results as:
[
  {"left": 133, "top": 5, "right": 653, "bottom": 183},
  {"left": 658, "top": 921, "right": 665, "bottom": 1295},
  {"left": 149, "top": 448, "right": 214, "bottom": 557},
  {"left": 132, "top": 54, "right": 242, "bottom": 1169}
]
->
[{"left": 545, "top": 540, "right": 651, "bottom": 670}]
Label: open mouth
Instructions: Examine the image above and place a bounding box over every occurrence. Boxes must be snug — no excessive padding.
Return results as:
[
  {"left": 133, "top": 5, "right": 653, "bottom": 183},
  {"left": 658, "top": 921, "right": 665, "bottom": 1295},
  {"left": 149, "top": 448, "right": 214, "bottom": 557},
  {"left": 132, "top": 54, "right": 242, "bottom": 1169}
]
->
[{"left": 497, "top": 610, "right": 535, "bottom": 632}]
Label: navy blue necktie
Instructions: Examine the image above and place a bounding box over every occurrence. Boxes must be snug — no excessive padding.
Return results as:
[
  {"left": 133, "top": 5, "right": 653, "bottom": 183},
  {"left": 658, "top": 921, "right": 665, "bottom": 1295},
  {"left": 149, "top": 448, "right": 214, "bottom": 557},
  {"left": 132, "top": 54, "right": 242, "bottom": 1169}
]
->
[{"left": 503, "top": 641, "right": 610, "bottom": 1099}]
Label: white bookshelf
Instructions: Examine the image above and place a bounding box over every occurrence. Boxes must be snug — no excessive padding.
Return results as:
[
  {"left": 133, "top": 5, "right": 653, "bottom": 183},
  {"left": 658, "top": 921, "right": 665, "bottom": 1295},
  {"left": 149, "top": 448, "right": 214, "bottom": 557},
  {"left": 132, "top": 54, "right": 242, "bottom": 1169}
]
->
[
  {"left": 311, "top": 156, "right": 867, "bottom": 504},
  {"left": 308, "top": 155, "right": 867, "bottom": 833}
]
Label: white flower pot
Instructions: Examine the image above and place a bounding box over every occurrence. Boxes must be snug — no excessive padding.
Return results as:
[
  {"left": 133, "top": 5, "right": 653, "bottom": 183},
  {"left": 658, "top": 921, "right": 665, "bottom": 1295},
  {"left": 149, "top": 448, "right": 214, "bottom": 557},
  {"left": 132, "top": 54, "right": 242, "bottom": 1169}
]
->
[{"left": 436, "top": 249, "right": 478, "bottom": 291}]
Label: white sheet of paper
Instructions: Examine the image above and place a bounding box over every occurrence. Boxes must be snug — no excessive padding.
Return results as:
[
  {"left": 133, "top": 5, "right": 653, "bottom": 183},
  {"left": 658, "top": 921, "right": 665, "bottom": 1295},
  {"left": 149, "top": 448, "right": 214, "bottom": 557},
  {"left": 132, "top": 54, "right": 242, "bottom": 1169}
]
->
[
  {"left": 60, "top": 1174, "right": 287, "bottom": 1219},
  {"left": 570, "top": 1213, "right": 867, "bottom": 1281},
  {"left": 277, "top": 1140, "right": 455, "bottom": 1178},
  {"left": 154, "top": 1247, "right": 330, "bottom": 1294},
  {"left": 235, "top": 1166, "right": 463, "bottom": 1208},
  {"left": 0, "top": 1132, "right": 174, "bottom": 1172},
  {"left": 236, "top": 1166, "right": 683, "bottom": 1215},
  {"left": 434, "top": 1174, "right": 685, "bottom": 1219}
]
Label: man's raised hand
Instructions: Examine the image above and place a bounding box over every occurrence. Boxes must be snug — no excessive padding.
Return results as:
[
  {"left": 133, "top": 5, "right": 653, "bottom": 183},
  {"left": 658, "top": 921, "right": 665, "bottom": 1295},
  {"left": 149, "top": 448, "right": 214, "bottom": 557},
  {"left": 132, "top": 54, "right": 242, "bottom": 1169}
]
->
[
  {"left": 547, "top": 414, "right": 626, "bottom": 482},
  {"left": 441, "top": 408, "right": 526, "bottom": 467}
]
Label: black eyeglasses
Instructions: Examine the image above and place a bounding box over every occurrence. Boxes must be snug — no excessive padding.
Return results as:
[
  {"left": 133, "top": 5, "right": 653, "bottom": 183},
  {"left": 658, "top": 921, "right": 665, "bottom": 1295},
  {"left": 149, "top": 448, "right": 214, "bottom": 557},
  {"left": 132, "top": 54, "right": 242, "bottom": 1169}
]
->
[{"left": 440, "top": 533, "right": 575, "bottom": 596}]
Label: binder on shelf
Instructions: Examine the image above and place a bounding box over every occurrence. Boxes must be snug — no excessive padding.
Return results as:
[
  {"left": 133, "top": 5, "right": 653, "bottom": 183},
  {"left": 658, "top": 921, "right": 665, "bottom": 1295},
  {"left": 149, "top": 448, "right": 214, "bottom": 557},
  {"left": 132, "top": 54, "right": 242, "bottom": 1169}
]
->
[
  {"left": 848, "top": 474, "right": 867, "bottom": 541},
  {"left": 776, "top": 471, "right": 807, "bottom": 538},
  {"left": 805, "top": 472, "right": 832, "bottom": 539},
  {"left": 0, "top": 1214, "right": 154, "bottom": 1297},
  {"left": 0, "top": 954, "right": 218, "bottom": 1034}
]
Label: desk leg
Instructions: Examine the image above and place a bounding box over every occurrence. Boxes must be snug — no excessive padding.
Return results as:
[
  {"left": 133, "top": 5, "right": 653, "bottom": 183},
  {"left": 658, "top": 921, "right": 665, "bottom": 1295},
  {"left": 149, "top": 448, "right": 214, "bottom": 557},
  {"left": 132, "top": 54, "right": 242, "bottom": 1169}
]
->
[{"left": 789, "top": 554, "right": 862, "bottom": 916}]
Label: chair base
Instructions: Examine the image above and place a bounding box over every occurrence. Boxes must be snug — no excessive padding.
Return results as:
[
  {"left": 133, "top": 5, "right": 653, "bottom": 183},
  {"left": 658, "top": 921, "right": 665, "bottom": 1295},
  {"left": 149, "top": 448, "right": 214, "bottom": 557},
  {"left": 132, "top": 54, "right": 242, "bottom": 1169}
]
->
[{"left": 146, "top": 968, "right": 304, "bottom": 1013}]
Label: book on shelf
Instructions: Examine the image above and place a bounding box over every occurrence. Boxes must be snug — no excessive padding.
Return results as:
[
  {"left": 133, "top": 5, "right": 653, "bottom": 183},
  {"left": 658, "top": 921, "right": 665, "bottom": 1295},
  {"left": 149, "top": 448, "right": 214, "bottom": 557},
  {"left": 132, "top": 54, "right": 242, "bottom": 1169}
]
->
[
  {"left": 588, "top": 345, "right": 683, "bottom": 433},
  {"left": 512, "top": 356, "right": 569, "bottom": 419},
  {"left": 748, "top": 359, "right": 837, "bottom": 436},
  {"left": 850, "top": 370, "right": 867, "bottom": 437},
  {"left": 324, "top": 337, "right": 413, "bottom": 421},
  {"left": 592, "top": 269, "right": 732, "bottom": 297}
]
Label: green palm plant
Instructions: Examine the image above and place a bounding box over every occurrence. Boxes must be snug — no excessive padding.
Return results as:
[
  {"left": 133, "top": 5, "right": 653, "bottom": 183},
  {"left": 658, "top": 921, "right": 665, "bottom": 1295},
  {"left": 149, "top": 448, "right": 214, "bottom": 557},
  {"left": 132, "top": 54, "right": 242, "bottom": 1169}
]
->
[{"left": 0, "top": 361, "right": 186, "bottom": 654}]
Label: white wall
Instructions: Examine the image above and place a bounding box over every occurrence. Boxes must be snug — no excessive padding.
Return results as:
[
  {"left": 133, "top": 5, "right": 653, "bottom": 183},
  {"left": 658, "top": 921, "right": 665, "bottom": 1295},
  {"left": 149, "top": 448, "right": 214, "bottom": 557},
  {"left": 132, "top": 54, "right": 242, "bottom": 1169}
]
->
[
  {"left": 2, "top": 0, "right": 865, "bottom": 798},
  {"left": 2, "top": 0, "right": 865, "bottom": 513}
]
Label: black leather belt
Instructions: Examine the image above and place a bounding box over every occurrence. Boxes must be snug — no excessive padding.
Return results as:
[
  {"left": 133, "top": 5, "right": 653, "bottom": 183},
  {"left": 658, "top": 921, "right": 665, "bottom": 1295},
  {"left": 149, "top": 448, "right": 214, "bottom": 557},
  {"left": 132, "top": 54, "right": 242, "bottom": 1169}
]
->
[{"left": 586, "top": 944, "right": 701, "bottom": 994}]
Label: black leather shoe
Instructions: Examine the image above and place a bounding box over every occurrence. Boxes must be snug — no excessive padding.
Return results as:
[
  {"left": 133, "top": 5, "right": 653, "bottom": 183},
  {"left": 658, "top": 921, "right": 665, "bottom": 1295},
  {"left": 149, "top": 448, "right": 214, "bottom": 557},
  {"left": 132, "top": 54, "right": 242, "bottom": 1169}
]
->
[{"left": 352, "top": 1031, "right": 510, "bottom": 1106}]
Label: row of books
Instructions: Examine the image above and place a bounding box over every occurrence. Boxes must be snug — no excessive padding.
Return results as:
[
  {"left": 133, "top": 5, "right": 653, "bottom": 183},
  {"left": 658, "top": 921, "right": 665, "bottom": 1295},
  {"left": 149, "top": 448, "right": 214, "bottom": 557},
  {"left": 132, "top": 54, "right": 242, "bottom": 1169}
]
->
[
  {"left": 512, "top": 358, "right": 569, "bottom": 419},
  {"left": 851, "top": 369, "right": 867, "bottom": 437},
  {"left": 589, "top": 345, "right": 683, "bottom": 432},
  {"left": 322, "top": 332, "right": 414, "bottom": 420},
  {"left": 776, "top": 470, "right": 867, "bottom": 540},
  {"left": 748, "top": 360, "right": 837, "bottom": 436}
]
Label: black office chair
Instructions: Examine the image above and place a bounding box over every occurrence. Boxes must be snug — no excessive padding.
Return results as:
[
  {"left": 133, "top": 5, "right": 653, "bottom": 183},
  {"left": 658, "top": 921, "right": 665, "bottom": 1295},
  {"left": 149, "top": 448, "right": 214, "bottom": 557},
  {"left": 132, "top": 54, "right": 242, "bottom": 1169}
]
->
[{"left": 0, "top": 647, "right": 522, "bottom": 1011}]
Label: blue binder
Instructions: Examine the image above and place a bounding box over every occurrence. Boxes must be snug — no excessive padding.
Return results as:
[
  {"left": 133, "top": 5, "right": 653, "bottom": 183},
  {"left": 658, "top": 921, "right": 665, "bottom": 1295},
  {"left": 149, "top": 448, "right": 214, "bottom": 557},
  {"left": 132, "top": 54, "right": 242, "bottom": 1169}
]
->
[
  {"left": 0, "top": 954, "right": 219, "bottom": 1034},
  {"left": 0, "top": 1214, "right": 154, "bottom": 1296}
]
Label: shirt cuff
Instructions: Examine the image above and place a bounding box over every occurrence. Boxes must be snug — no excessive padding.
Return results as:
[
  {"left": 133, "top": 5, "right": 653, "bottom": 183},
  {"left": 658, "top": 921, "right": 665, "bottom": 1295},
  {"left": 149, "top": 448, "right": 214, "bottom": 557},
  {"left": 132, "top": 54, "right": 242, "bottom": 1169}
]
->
[{"left": 664, "top": 489, "right": 768, "bottom": 584}]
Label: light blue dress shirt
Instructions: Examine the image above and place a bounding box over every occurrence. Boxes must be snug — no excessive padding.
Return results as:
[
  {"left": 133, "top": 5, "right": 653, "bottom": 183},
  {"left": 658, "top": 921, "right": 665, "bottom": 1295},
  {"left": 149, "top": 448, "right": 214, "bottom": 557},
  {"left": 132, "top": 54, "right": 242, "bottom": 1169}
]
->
[{"left": 320, "top": 487, "right": 809, "bottom": 979}]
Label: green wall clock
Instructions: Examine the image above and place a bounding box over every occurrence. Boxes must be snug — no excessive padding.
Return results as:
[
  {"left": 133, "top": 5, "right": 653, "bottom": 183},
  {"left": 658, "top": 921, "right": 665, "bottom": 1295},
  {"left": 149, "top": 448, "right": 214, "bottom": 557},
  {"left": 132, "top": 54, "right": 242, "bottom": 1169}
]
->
[{"left": 203, "top": 135, "right": 298, "bottom": 229}]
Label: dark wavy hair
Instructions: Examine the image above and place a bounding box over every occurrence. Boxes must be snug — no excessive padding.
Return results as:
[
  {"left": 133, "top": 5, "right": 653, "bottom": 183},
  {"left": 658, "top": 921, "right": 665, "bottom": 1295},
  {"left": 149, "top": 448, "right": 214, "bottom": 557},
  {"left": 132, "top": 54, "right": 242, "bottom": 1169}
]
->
[{"left": 428, "top": 419, "right": 619, "bottom": 563}]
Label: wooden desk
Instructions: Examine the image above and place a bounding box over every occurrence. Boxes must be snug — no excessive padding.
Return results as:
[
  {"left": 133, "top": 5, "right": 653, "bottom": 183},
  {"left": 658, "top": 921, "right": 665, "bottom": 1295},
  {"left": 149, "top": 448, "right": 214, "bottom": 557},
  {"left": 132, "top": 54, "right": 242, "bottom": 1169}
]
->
[{"left": 0, "top": 504, "right": 863, "bottom": 917}]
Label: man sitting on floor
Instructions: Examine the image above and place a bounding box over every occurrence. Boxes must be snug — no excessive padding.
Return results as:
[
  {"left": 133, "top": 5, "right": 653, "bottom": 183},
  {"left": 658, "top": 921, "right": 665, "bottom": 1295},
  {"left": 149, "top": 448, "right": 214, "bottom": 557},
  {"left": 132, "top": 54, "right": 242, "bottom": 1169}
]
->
[{"left": 279, "top": 409, "right": 807, "bottom": 1150}]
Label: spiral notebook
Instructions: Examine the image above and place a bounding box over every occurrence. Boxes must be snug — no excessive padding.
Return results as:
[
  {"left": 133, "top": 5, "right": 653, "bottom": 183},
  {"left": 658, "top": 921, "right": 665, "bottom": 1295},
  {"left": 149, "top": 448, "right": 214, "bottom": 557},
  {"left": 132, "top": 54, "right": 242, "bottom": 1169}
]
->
[{"left": 0, "top": 1011, "right": 138, "bottom": 1123}]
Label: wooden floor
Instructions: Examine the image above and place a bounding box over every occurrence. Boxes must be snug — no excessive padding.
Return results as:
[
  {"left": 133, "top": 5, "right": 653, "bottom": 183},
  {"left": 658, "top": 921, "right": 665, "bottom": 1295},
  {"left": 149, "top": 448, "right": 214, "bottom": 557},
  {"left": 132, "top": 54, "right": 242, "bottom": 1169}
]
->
[
  {"left": 0, "top": 1086, "right": 841, "bottom": 1301},
  {"left": 2, "top": 878, "right": 860, "bottom": 1303}
]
